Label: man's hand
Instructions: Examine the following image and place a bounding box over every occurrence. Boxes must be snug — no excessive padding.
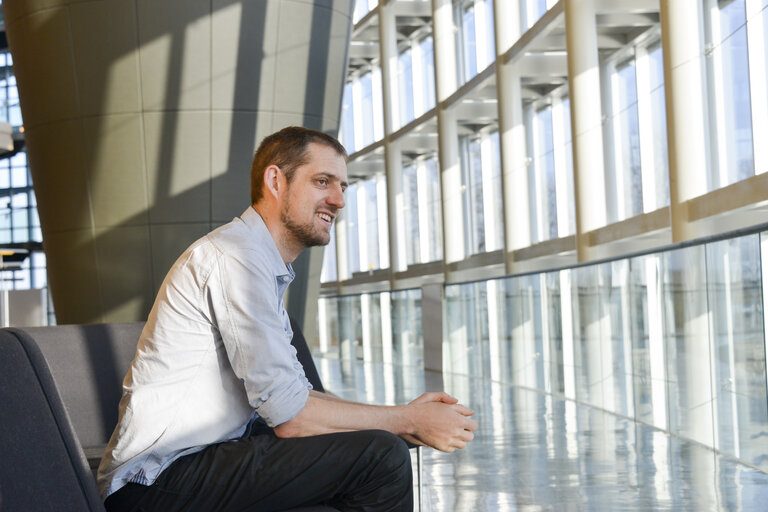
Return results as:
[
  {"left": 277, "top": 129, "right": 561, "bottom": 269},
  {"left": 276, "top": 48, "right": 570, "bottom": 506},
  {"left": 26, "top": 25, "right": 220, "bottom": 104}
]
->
[{"left": 402, "top": 392, "right": 478, "bottom": 453}]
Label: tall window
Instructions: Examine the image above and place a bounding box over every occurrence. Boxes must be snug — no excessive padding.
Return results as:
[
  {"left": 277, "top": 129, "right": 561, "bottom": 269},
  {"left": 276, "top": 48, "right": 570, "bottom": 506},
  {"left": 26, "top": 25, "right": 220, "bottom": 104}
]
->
[
  {"left": 402, "top": 155, "right": 443, "bottom": 267},
  {"left": 529, "top": 105, "right": 559, "bottom": 241},
  {"left": 320, "top": 225, "right": 337, "bottom": 283},
  {"left": 707, "top": 0, "right": 765, "bottom": 188},
  {"left": 397, "top": 47, "right": 415, "bottom": 127},
  {"left": 342, "top": 175, "right": 389, "bottom": 275},
  {"left": 0, "top": 48, "right": 47, "bottom": 293},
  {"left": 455, "top": 0, "right": 496, "bottom": 85},
  {"left": 521, "top": 0, "right": 558, "bottom": 30},
  {"left": 339, "top": 67, "right": 384, "bottom": 154},
  {"left": 396, "top": 34, "right": 436, "bottom": 128},
  {"left": 352, "top": 0, "right": 378, "bottom": 23},
  {"left": 604, "top": 34, "right": 669, "bottom": 222},
  {"left": 612, "top": 57, "right": 644, "bottom": 219},
  {"left": 461, "top": 131, "right": 503, "bottom": 256},
  {"left": 525, "top": 93, "right": 575, "bottom": 242}
]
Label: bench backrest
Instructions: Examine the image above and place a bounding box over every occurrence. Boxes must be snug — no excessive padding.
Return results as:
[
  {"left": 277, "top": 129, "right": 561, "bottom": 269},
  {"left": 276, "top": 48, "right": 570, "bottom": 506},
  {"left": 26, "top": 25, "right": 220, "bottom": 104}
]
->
[
  {"left": 12, "top": 323, "right": 145, "bottom": 450},
  {"left": 0, "top": 328, "right": 105, "bottom": 511}
]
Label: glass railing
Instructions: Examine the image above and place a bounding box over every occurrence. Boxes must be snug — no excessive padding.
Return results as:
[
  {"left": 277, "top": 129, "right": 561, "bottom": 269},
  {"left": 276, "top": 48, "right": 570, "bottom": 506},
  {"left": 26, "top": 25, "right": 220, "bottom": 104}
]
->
[{"left": 317, "top": 227, "right": 768, "bottom": 472}]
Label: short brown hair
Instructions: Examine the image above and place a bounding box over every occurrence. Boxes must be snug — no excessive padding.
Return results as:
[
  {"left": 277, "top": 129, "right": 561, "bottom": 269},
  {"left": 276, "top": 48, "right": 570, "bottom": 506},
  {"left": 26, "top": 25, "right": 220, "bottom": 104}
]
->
[{"left": 250, "top": 126, "right": 348, "bottom": 204}]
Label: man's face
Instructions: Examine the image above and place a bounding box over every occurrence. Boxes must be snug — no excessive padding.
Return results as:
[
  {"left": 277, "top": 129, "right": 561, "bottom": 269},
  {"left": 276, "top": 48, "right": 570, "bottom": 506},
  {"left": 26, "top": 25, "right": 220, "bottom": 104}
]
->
[{"left": 280, "top": 143, "right": 348, "bottom": 249}]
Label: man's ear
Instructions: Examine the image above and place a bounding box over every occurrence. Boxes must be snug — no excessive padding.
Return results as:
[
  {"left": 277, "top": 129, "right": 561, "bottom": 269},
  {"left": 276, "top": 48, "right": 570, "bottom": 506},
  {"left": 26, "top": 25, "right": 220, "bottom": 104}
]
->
[{"left": 263, "top": 164, "right": 282, "bottom": 200}]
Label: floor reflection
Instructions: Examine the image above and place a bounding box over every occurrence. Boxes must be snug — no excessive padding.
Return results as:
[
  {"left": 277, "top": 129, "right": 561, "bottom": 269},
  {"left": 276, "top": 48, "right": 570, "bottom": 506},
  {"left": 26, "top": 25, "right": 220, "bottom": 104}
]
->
[{"left": 316, "top": 357, "right": 768, "bottom": 511}]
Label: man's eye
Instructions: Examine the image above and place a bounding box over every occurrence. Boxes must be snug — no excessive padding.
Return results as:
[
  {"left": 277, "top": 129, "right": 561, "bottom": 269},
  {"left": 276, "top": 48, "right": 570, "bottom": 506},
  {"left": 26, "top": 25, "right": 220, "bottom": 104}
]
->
[{"left": 317, "top": 179, "right": 328, "bottom": 186}]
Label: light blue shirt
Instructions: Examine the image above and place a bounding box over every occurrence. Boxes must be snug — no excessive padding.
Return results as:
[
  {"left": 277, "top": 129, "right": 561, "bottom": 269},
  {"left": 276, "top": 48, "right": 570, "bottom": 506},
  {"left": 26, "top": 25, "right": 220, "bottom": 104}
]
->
[{"left": 97, "top": 206, "right": 312, "bottom": 499}]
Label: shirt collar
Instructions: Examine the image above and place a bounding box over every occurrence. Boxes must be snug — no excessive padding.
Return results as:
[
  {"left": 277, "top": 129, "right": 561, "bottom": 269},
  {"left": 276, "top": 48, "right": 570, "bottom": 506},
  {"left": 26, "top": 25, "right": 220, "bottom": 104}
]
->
[{"left": 240, "top": 206, "right": 295, "bottom": 283}]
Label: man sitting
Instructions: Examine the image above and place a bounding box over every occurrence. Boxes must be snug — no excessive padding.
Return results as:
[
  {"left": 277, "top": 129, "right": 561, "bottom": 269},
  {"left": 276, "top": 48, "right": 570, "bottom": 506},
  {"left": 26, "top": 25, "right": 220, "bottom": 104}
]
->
[{"left": 98, "top": 126, "right": 477, "bottom": 511}]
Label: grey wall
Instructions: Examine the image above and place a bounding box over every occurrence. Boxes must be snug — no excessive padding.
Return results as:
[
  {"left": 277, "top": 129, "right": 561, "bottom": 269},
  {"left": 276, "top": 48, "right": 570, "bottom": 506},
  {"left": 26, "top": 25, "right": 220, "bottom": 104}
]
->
[{"left": 2, "top": 0, "right": 353, "bottom": 330}]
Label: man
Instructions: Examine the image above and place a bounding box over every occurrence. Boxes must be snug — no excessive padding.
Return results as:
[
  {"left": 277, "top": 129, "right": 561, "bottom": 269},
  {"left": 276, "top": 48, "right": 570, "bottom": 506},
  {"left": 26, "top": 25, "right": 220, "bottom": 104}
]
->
[{"left": 98, "top": 126, "right": 478, "bottom": 511}]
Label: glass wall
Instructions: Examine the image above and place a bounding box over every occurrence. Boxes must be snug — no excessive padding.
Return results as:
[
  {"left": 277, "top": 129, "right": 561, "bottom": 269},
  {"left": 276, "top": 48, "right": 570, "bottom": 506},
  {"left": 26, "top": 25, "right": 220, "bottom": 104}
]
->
[
  {"left": 339, "top": 67, "right": 384, "bottom": 154},
  {"left": 322, "top": 0, "right": 768, "bottom": 477},
  {"left": 401, "top": 155, "right": 443, "bottom": 266},
  {"left": 705, "top": 0, "right": 768, "bottom": 188},
  {"left": 603, "top": 32, "right": 669, "bottom": 221},
  {"left": 338, "top": 174, "right": 389, "bottom": 277},
  {"left": 320, "top": 229, "right": 768, "bottom": 471},
  {"left": 454, "top": 0, "right": 496, "bottom": 85},
  {"left": 439, "top": 230, "right": 768, "bottom": 471},
  {"left": 460, "top": 130, "right": 503, "bottom": 255},
  {"left": 397, "top": 34, "right": 436, "bottom": 128},
  {"left": 318, "top": 288, "right": 424, "bottom": 368}
]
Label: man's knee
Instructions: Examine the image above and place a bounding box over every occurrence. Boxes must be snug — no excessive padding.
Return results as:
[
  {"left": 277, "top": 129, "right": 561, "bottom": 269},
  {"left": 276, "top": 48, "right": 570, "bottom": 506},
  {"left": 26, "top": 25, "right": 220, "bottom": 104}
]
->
[{"left": 359, "top": 430, "right": 412, "bottom": 478}]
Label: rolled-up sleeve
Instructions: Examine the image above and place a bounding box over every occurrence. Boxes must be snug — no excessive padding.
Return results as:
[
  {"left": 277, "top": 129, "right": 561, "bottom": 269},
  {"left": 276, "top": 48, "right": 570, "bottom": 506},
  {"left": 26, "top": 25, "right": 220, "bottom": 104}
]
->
[{"left": 210, "top": 250, "right": 309, "bottom": 427}]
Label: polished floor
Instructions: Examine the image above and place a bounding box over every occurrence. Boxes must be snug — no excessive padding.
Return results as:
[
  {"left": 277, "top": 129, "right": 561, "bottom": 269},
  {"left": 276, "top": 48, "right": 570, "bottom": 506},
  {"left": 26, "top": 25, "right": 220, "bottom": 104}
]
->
[{"left": 316, "top": 357, "right": 768, "bottom": 512}]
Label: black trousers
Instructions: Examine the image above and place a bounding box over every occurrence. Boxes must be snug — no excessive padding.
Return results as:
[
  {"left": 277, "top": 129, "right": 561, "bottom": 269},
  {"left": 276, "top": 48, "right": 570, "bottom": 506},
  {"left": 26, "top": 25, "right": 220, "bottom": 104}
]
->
[{"left": 105, "top": 429, "right": 413, "bottom": 512}]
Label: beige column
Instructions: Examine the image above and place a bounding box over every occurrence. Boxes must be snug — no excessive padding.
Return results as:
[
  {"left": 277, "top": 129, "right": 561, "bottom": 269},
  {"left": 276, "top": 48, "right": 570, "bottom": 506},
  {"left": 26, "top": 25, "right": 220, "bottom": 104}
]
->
[
  {"left": 378, "top": 2, "right": 405, "bottom": 276},
  {"left": 660, "top": 0, "right": 710, "bottom": 242},
  {"left": 565, "top": 0, "right": 606, "bottom": 261},
  {"left": 493, "top": 1, "right": 531, "bottom": 271},
  {"left": 431, "top": 0, "right": 464, "bottom": 264}
]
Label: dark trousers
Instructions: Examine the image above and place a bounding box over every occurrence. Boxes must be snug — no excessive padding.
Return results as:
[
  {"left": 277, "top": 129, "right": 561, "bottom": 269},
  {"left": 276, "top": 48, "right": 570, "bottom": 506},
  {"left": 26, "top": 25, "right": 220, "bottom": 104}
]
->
[{"left": 105, "top": 429, "right": 413, "bottom": 512}]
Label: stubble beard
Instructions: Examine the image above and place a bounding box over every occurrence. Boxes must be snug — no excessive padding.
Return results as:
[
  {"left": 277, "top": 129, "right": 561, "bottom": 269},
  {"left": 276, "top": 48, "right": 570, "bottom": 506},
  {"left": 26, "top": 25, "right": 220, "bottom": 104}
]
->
[{"left": 280, "top": 204, "right": 331, "bottom": 249}]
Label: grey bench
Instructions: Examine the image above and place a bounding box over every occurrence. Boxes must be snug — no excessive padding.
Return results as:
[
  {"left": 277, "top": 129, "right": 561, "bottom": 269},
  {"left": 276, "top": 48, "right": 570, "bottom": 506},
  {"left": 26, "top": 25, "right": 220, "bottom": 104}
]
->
[{"left": 0, "top": 322, "right": 336, "bottom": 511}]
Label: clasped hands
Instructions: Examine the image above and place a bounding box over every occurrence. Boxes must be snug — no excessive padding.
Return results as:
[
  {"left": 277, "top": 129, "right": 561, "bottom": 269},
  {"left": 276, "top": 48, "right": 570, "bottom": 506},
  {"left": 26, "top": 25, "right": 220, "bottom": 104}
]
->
[{"left": 401, "top": 391, "right": 478, "bottom": 453}]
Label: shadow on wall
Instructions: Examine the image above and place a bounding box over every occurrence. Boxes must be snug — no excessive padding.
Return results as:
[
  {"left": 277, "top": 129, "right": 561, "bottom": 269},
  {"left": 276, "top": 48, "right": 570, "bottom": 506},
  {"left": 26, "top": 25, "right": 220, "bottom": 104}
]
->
[{"left": 3, "top": 0, "right": 352, "bottom": 323}]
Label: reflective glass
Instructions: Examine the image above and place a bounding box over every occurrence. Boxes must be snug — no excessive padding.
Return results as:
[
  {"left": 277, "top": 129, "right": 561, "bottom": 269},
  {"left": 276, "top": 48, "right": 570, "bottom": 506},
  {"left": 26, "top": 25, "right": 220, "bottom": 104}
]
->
[
  {"left": 628, "top": 255, "right": 654, "bottom": 425},
  {"left": 713, "top": 0, "right": 755, "bottom": 186},
  {"left": 488, "top": 132, "right": 504, "bottom": 251},
  {"left": 363, "top": 178, "right": 381, "bottom": 271},
  {"left": 10, "top": 152, "right": 26, "bottom": 167},
  {"left": 444, "top": 281, "right": 491, "bottom": 377},
  {"left": 647, "top": 44, "right": 669, "bottom": 210},
  {"left": 340, "top": 82, "right": 355, "bottom": 152},
  {"left": 522, "top": 0, "right": 549, "bottom": 29},
  {"left": 559, "top": 97, "right": 576, "bottom": 236},
  {"left": 600, "top": 260, "right": 634, "bottom": 417},
  {"left": 363, "top": 293, "right": 384, "bottom": 363},
  {"left": 461, "top": 136, "right": 486, "bottom": 254},
  {"left": 424, "top": 157, "right": 443, "bottom": 262},
  {"left": 398, "top": 48, "right": 415, "bottom": 127},
  {"left": 11, "top": 208, "right": 27, "bottom": 229},
  {"left": 418, "top": 37, "right": 436, "bottom": 115},
  {"left": 32, "top": 269, "right": 47, "bottom": 289},
  {"left": 532, "top": 106, "right": 558, "bottom": 241},
  {"left": 11, "top": 192, "right": 27, "bottom": 207},
  {"left": 570, "top": 265, "right": 603, "bottom": 408},
  {"left": 344, "top": 183, "right": 360, "bottom": 274},
  {"left": 544, "top": 272, "right": 565, "bottom": 394},
  {"left": 662, "top": 245, "right": 713, "bottom": 445},
  {"left": 707, "top": 234, "right": 768, "bottom": 470},
  {"left": 391, "top": 289, "right": 424, "bottom": 367},
  {"left": 359, "top": 73, "right": 375, "bottom": 148},
  {"left": 318, "top": 297, "right": 340, "bottom": 354},
  {"left": 460, "top": 3, "right": 478, "bottom": 83},
  {"left": 614, "top": 60, "right": 643, "bottom": 219},
  {"left": 505, "top": 275, "right": 545, "bottom": 390},
  {"left": 338, "top": 295, "right": 363, "bottom": 361},
  {"left": 320, "top": 225, "right": 337, "bottom": 283},
  {"left": 403, "top": 164, "right": 421, "bottom": 265},
  {"left": 12, "top": 228, "right": 27, "bottom": 243}
]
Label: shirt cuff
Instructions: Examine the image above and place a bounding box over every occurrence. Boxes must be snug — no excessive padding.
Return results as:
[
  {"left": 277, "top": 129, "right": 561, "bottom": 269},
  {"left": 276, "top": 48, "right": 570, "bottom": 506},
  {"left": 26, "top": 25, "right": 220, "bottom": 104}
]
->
[{"left": 255, "top": 377, "right": 310, "bottom": 427}]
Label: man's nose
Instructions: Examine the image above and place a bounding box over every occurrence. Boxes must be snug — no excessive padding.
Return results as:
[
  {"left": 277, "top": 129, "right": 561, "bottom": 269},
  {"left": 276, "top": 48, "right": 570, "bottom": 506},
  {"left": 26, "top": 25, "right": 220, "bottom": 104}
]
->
[{"left": 328, "top": 186, "right": 345, "bottom": 209}]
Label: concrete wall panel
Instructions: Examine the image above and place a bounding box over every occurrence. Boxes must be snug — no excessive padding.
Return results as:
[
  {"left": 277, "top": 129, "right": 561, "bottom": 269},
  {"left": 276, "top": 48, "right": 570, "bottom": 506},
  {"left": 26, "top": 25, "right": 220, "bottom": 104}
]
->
[{"left": 4, "top": 0, "right": 353, "bottom": 325}]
